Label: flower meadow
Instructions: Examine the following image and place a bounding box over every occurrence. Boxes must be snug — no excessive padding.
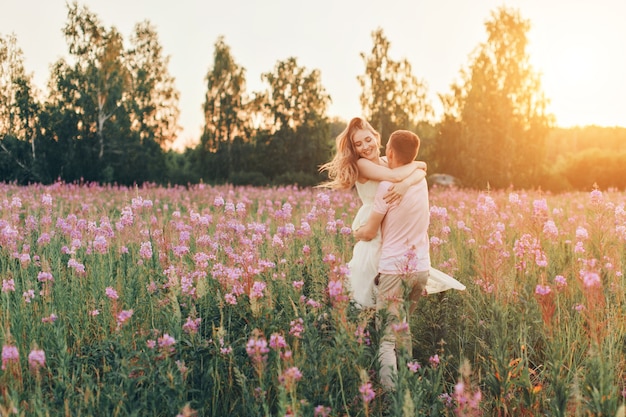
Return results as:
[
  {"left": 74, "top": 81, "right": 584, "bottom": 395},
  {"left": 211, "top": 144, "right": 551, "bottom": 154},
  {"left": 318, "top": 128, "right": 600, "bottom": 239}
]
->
[{"left": 0, "top": 182, "right": 624, "bottom": 417}]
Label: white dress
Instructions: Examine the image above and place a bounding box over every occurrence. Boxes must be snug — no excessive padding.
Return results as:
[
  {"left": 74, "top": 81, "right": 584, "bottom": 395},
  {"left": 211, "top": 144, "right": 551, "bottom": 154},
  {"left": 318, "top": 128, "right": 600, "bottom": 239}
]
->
[{"left": 347, "top": 180, "right": 466, "bottom": 308}]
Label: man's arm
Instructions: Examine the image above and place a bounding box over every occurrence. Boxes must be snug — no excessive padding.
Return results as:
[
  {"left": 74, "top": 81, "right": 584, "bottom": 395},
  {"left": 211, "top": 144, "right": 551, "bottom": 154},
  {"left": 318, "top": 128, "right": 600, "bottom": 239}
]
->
[
  {"left": 353, "top": 210, "right": 385, "bottom": 241},
  {"left": 357, "top": 158, "right": 424, "bottom": 182},
  {"left": 384, "top": 168, "right": 426, "bottom": 204}
]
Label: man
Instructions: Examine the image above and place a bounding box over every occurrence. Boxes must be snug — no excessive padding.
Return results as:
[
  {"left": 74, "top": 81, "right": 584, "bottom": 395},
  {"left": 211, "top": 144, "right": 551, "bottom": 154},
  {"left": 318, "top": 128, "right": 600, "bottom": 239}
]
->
[{"left": 353, "top": 129, "right": 430, "bottom": 390}]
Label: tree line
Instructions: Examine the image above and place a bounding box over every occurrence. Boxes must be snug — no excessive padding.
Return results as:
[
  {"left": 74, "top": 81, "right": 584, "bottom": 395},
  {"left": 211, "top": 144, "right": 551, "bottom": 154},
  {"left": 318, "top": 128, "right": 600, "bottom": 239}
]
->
[{"left": 1, "top": 3, "right": 623, "bottom": 190}]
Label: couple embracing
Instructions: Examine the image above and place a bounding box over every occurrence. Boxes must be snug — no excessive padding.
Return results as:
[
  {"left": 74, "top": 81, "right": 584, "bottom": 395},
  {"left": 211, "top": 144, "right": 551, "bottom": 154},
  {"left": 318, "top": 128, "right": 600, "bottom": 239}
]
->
[{"left": 320, "top": 117, "right": 465, "bottom": 390}]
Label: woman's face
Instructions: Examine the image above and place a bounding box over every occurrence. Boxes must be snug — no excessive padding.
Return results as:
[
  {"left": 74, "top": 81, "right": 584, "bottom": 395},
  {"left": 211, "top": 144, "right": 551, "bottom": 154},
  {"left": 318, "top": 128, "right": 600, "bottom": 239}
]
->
[{"left": 351, "top": 128, "right": 379, "bottom": 161}]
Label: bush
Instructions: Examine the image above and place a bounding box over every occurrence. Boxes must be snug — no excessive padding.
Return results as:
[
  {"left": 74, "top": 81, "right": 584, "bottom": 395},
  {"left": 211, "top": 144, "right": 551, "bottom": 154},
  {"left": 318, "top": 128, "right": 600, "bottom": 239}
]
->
[
  {"left": 273, "top": 171, "right": 322, "bottom": 187},
  {"left": 229, "top": 170, "right": 270, "bottom": 186},
  {"left": 553, "top": 148, "right": 626, "bottom": 190}
]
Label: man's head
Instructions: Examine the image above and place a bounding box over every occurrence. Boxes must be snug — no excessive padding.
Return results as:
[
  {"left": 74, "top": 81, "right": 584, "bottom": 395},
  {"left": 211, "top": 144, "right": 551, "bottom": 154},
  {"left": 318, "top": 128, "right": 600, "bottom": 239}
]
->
[{"left": 386, "top": 130, "right": 420, "bottom": 168}]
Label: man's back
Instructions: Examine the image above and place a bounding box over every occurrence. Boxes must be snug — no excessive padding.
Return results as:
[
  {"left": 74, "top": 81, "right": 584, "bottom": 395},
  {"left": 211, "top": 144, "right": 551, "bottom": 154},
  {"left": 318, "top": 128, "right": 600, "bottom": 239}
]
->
[{"left": 373, "top": 179, "right": 430, "bottom": 274}]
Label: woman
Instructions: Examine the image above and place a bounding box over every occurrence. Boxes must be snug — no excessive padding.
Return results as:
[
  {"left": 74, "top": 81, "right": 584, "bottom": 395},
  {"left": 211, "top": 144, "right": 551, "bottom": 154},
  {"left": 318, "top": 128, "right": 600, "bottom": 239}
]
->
[{"left": 319, "top": 117, "right": 465, "bottom": 308}]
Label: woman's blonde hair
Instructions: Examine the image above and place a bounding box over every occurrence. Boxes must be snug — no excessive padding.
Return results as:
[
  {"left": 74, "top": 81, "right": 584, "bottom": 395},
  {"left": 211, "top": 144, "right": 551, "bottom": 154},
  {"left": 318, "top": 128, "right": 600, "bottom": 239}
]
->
[{"left": 318, "top": 117, "right": 381, "bottom": 189}]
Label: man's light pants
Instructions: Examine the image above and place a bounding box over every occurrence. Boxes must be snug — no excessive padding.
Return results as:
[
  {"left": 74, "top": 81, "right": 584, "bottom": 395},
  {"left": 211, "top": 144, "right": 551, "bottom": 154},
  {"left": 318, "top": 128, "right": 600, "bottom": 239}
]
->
[{"left": 375, "top": 270, "right": 429, "bottom": 390}]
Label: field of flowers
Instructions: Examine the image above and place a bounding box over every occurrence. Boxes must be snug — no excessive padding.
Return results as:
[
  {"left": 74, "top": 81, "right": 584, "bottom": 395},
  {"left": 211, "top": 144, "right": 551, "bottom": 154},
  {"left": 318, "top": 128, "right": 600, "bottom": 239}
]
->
[{"left": 0, "top": 182, "right": 624, "bottom": 416}]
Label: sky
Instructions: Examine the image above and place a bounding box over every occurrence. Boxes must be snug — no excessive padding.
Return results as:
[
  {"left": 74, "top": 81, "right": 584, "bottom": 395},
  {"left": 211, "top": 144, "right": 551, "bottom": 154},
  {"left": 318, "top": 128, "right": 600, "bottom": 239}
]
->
[{"left": 2, "top": 0, "right": 625, "bottom": 150}]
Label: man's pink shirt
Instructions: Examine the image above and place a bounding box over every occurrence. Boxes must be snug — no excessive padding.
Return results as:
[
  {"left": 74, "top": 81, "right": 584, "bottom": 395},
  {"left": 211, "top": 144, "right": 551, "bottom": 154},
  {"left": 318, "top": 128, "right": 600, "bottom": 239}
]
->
[{"left": 372, "top": 179, "right": 430, "bottom": 274}]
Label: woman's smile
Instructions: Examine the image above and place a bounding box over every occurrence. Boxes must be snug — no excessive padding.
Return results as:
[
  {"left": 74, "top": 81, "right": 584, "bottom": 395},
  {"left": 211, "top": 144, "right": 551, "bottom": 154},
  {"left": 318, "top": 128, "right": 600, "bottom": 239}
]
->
[{"left": 352, "top": 129, "right": 379, "bottom": 160}]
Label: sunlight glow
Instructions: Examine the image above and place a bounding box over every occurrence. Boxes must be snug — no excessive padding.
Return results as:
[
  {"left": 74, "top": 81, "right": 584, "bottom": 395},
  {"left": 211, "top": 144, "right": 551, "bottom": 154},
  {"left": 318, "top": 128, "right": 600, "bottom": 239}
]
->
[{"left": 537, "top": 36, "right": 621, "bottom": 128}]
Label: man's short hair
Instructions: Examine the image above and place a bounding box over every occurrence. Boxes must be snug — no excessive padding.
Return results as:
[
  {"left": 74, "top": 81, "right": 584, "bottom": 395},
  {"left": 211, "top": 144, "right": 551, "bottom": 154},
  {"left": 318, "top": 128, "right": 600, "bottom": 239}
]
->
[{"left": 388, "top": 130, "right": 420, "bottom": 165}]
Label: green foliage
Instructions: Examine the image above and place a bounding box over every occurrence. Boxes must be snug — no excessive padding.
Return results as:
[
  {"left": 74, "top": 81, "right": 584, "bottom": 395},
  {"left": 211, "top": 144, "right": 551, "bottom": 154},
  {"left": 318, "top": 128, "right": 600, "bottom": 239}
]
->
[
  {"left": 435, "top": 7, "right": 553, "bottom": 189},
  {"left": 200, "top": 35, "right": 247, "bottom": 179},
  {"left": 552, "top": 148, "right": 626, "bottom": 190},
  {"left": 2, "top": 7, "right": 626, "bottom": 190},
  {"left": 273, "top": 171, "right": 322, "bottom": 188},
  {"left": 358, "top": 28, "right": 433, "bottom": 147},
  {"left": 229, "top": 170, "right": 270, "bottom": 186},
  {"left": 546, "top": 126, "right": 626, "bottom": 161}
]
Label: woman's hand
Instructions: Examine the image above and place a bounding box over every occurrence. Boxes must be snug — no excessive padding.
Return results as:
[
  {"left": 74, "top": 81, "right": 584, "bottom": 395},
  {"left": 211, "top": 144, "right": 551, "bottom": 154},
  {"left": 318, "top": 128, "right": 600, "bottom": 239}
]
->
[
  {"left": 383, "top": 180, "right": 409, "bottom": 205},
  {"left": 415, "top": 160, "right": 427, "bottom": 171}
]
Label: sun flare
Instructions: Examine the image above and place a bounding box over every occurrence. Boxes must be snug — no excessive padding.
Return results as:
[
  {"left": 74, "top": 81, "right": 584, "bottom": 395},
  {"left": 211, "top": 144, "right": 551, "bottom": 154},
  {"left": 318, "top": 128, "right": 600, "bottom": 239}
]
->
[{"left": 538, "top": 37, "right": 609, "bottom": 127}]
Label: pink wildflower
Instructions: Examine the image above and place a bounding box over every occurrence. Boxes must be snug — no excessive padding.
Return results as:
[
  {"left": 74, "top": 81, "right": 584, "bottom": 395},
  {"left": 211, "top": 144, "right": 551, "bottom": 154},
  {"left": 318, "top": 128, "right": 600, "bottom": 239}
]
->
[
  {"left": 391, "top": 322, "right": 410, "bottom": 333},
  {"left": 299, "top": 222, "right": 311, "bottom": 237},
  {"left": 429, "top": 354, "right": 440, "bottom": 367},
  {"left": 246, "top": 334, "right": 269, "bottom": 364},
  {"left": 213, "top": 196, "right": 224, "bottom": 207},
  {"left": 182, "top": 317, "right": 201, "bottom": 335},
  {"left": 158, "top": 333, "right": 176, "bottom": 349},
  {"left": 2, "top": 278, "right": 15, "bottom": 293},
  {"left": 28, "top": 349, "right": 46, "bottom": 371},
  {"left": 554, "top": 275, "right": 567, "bottom": 288},
  {"left": 532, "top": 199, "right": 548, "bottom": 218},
  {"left": 105, "top": 287, "right": 119, "bottom": 300},
  {"left": 172, "top": 245, "right": 189, "bottom": 257},
  {"left": 590, "top": 189, "right": 603, "bottom": 205},
  {"left": 340, "top": 226, "right": 352, "bottom": 235},
  {"left": 42, "top": 313, "right": 57, "bottom": 323},
  {"left": 535, "top": 284, "right": 552, "bottom": 295},
  {"left": 576, "top": 226, "right": 589, "bottom": 240},
  {"left": 224, "top": 293, "right": 237, "bottom": 305},
  {"left": 23, "top": 289, "right": 35, "bottom": 303},
  {"left": 574, "top": 241, "right": 585, "bottom": 253},
  {"left": 116, "top": 309, "right": 134, "bottom": 328},
  {"left": 279, "top": 366, "right": 303, "bottom": 390},
  {"left": 430, "top": 236, "right": 443, "bottom": 247},
  {"left": 327, "top": 279, "right": 344, "bottom": 299},
  {"left": 19, "top": 253, "right": 31, "bottom": 265},
  {"left": 37, "top": 232, "right": 51, "bottom": 245},
  {"left": 37, "top": 272, "right": 54, "bottom": 282},
  {"left": 335, "top": 264, "right": 350, "bottom": 277},
  {"left": 508, "top": 193, "right": 520, "bottom": 204},
  {"left": 271, "top": 234, "right": 284, "bottom": 248},
  {"left": 41, "top": 193, "right": 53, "bottom": 206},
  {"left": 92, "top": 235, "right": 108, "bottom": 254},
  {"left": 407, "top": 361, "right": 421, "bottom": 373},
  {"left": 269, "top": 333, "right": 287, "bottom": 350},
  {"left": 139, "top": 241, "right": 152, "bottom": 259},
  {"left": 219, "top": 338, "right": 232, "bottom": 355},
  {"left": 359, "top": 382, "right": 376, "bottom": 403},
  {"left": 67, "top": 258, "right": 85, "bottom": 274},
  {"left": 289, "top": 318, "right": 304, "bottom": 338},
  {"left": 306, "top": 298, "right": 321, "bottom": 308},
  {"left": 355, "top": 325, "right": 371, "bottom": 345},
  {"left": 314, "top": 405, "right": 331, "bottom": 417},
  {"left": 581, "top": 271, "right": 601, "bottom": 288},
  {"left": 250, "top": 281, "right": 266, "bottom": 299},
  {"left": 1, "top": 345, "right": 19, "bottom": 370},
  {"left": 543, "top": 220, "right": 559, "bottom": 239},
  {"left": 453, "top": 380, "right": 482, "bottom": 416},
  {"left": 431, "top": 205, "right": 449, "bottom": 219},
  {"left": 146, "top": 281, "right": 158, "bottom": 293}
]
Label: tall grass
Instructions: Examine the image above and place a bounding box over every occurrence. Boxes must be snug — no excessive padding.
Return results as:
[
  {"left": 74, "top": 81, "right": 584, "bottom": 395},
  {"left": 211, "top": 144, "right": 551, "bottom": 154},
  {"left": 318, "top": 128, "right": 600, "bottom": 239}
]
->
[{"left": 0, "top": 182, "right": 624, "bottom": 416}]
